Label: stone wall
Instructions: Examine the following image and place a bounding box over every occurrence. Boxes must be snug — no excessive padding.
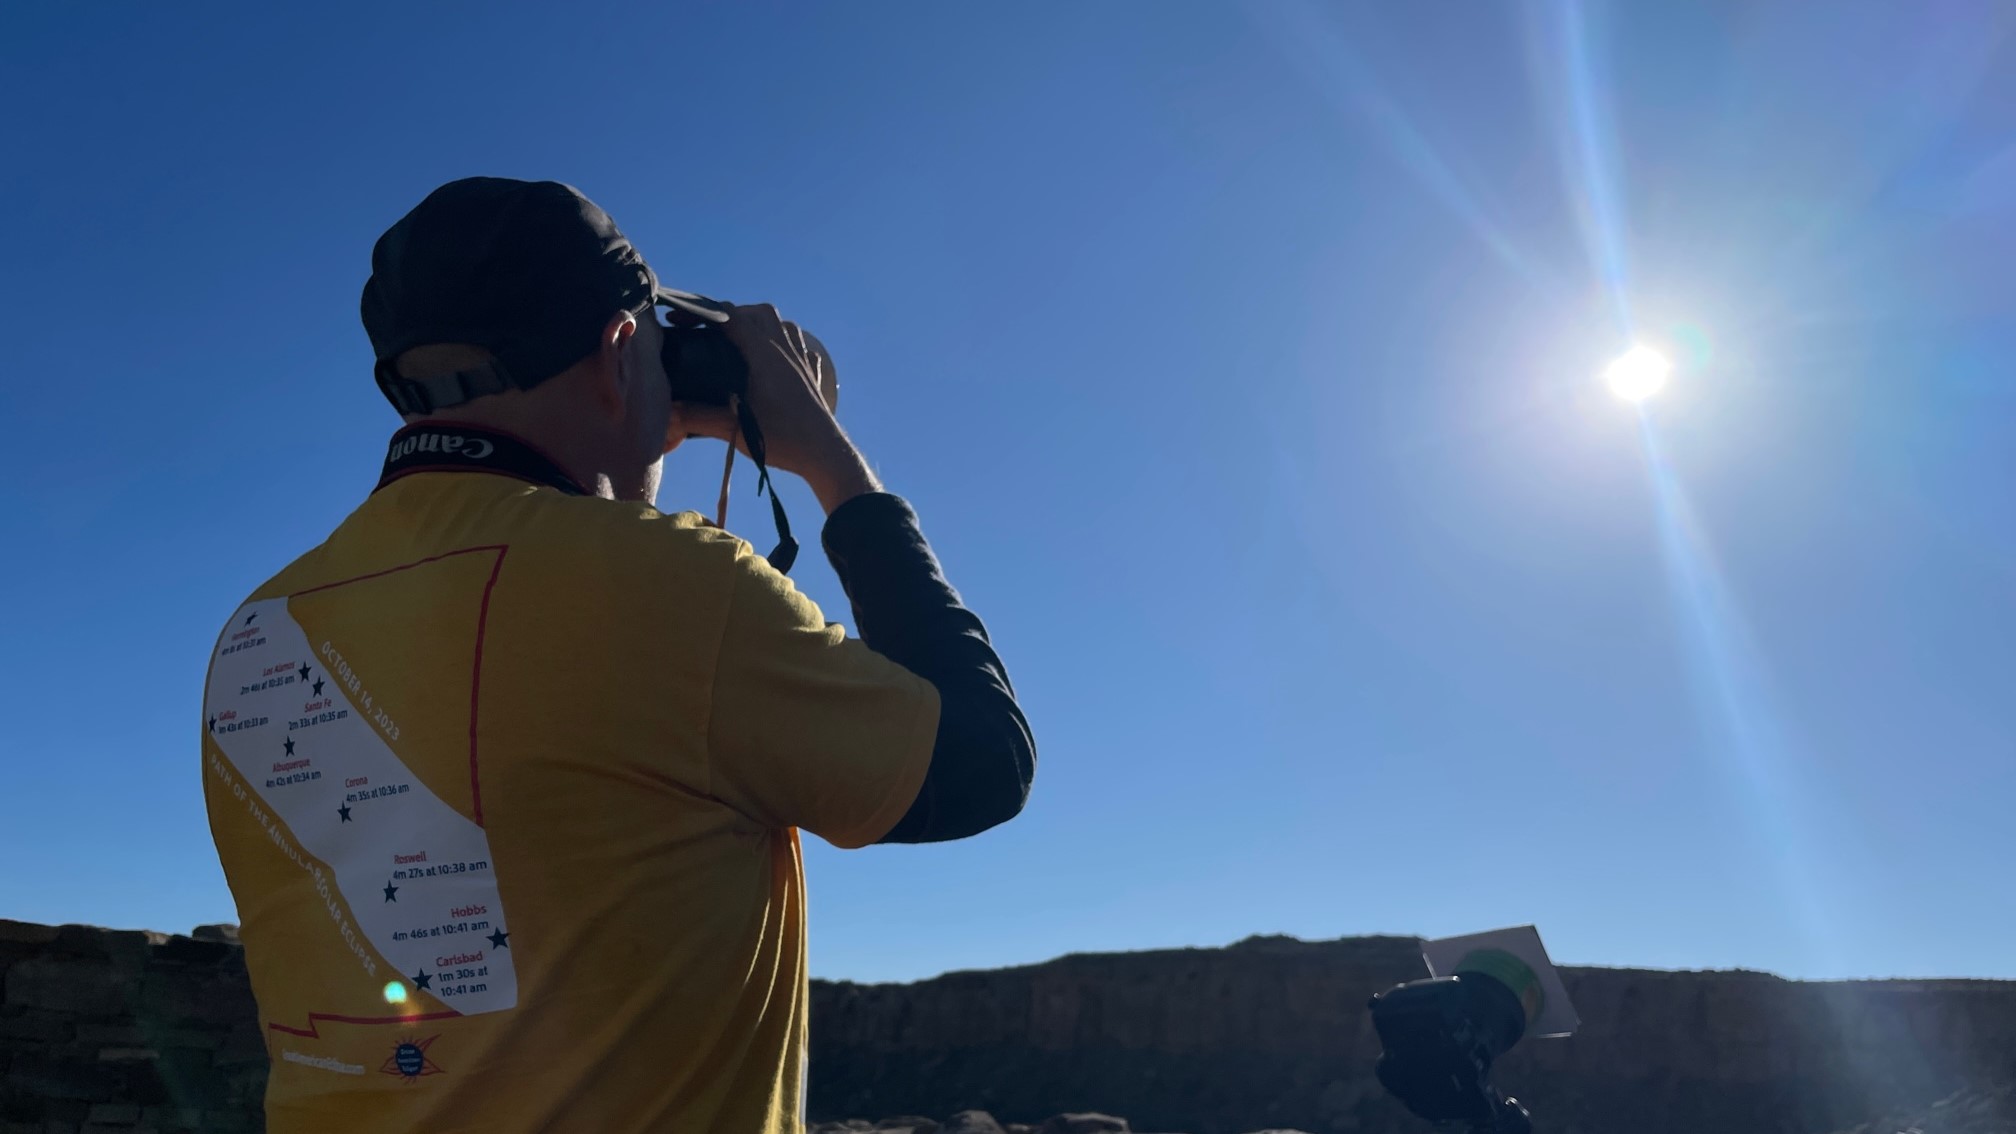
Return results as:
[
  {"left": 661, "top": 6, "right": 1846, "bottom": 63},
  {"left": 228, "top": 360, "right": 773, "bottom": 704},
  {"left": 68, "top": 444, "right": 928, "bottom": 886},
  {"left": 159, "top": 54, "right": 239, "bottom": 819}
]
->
[
  {"left": 0, "top": 920, "right": 264, "bottom": 1133},
  {"left": 6, "top": 920, "right": 2016, "bottom": 1133}
]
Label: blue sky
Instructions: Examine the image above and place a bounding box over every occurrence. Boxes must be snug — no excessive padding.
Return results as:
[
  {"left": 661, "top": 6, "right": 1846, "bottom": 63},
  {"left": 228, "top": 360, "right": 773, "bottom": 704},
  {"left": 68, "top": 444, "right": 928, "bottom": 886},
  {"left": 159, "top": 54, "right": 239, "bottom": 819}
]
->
[{"left": 2, "top": 2, "right": 2011, "bottom": 984}]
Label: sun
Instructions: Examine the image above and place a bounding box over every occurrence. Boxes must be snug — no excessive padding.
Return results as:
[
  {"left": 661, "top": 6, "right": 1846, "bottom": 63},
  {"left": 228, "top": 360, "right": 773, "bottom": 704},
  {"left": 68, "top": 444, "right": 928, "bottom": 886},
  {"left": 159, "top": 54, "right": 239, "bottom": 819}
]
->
[{"left": 1603, "top": 344, "right": 1672, "bottom": 402}]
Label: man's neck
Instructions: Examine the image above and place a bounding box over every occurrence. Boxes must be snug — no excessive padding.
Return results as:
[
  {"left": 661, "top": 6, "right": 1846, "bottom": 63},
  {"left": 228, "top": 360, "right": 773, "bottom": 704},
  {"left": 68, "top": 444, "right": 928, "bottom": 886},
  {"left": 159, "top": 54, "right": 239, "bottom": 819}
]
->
[{"left": 401, "top": 414, "right": 645, "bottom": 503}]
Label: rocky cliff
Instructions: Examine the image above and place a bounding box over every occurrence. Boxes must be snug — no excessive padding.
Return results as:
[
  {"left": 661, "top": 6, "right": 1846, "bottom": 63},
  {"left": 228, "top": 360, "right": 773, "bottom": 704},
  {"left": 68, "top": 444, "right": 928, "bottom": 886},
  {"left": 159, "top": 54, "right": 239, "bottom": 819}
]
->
[
  {"left": 0, "top": 920, "right": 264, "bottom": 1132},
  {"left": 5, "top": 920, "right": 2014, "bottom": 1133},
  {"left": 808, "top": 935, "right": 2016, "bottom": 1134}
]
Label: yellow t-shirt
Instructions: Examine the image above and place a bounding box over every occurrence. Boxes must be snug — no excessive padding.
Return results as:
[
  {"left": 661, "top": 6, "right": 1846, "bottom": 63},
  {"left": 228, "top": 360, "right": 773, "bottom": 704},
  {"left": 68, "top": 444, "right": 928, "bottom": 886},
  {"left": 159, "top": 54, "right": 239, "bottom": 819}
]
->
[{"left": 202, "top": 448, "right": 938, "bottom": 1133}]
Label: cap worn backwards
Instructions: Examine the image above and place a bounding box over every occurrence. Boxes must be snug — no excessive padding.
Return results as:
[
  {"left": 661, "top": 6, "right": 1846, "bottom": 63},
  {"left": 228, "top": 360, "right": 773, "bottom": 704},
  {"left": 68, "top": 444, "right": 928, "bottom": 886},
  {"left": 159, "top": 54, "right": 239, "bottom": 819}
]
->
[{"left": 360, "top": 177, "right": 671, "bottom": 415}]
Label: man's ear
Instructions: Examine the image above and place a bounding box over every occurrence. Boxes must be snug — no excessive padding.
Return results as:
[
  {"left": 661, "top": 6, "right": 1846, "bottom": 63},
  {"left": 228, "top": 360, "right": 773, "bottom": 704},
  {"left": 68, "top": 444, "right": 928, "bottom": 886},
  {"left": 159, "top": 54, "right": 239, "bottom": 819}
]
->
[{"left": 587, "top": 310, "right": 640, "bottom": 420}]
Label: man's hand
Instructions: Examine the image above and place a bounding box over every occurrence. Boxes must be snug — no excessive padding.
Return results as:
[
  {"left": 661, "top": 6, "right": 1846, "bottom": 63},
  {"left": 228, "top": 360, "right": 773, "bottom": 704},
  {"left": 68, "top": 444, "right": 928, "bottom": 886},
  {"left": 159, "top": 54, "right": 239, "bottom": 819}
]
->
[{"left": 669, "top": 303, "right": 880, "bottom": 515}]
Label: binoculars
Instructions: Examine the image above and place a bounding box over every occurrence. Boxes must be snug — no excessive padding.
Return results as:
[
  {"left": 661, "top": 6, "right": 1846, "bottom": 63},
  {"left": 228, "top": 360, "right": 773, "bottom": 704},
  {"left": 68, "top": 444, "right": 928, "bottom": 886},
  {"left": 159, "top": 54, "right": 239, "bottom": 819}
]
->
[
  {"left": 654, "top": 294, "right": 834, "bottom": 575},
  {"left": 657, "top": 293, "right": 836, "bottom": 413}
]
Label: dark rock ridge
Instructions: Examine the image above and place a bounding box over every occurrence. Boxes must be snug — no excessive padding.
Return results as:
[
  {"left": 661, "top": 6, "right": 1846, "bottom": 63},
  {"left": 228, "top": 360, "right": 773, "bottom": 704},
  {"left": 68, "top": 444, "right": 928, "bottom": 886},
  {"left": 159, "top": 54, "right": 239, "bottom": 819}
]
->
[
  {"left": 807, "top": 934, "right": 2016, "bottom": 1134},
  {"left": 5, "top": 919, "right": 2015, "bottom": 1133},
  {"left": 0, "top": 919, "right": 264, "bottom": 1132}
]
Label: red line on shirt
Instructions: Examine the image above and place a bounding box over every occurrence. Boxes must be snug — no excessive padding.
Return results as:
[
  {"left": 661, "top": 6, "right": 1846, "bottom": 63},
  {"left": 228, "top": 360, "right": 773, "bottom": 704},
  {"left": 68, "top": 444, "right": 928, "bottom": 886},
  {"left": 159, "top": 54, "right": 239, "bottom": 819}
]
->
[
  {"left": 291, "top": 545, "right": 508, "bottom": 596},
  {"left": 288, "top": 544, "right": 510, "bottom": 825},
  {"left": 268, "top": 1009, "right": 461, "bottom": 1038},
  {"left": 468, "top": 548, "right": 509, "bottom": 827}
]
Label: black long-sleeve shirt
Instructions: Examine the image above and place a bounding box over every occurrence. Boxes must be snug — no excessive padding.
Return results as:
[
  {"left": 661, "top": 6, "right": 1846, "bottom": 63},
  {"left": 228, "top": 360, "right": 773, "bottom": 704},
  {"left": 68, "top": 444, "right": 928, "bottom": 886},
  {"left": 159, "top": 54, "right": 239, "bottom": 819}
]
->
[{"left": 819, "top": 493, "right": 1035, "bottom": 843}]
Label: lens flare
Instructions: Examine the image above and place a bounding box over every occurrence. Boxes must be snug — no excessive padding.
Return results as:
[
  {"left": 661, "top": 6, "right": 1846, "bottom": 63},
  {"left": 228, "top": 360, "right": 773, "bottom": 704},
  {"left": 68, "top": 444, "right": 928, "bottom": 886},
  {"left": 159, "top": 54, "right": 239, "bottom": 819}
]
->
[
  {"left": 383, "top": 981, "right": 409, "bottom": 1005},
  {"left": 1603, "top": 345, "right": 1671, "bottom": 402}
]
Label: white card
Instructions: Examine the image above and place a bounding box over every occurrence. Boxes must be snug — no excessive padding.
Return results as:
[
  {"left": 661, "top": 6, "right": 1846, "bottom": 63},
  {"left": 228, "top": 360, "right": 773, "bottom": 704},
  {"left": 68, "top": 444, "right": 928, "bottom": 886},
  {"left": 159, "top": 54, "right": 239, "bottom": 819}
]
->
[{"left": 1422, "top": 925, "right": 1579, "bottom": 1038}]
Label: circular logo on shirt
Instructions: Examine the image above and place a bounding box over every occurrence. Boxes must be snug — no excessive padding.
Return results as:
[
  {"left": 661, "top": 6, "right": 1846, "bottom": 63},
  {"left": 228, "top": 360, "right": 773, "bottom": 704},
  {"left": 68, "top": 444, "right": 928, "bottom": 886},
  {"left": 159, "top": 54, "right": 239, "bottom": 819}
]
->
[{"left": 380, "top": 1035, "right": 445, "bottom": 1081}]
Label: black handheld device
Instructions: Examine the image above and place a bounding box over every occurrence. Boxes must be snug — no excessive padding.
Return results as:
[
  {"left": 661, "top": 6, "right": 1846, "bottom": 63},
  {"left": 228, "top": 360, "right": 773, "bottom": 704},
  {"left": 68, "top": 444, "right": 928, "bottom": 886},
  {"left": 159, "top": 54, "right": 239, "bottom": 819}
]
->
[
  {"left": 1368, "top": 972, "right": 1534, "bottom": 1134},
  {"left": 659, "top": 298, "right": 750, "bottom": 406},
  {"left": 654, "top": 293, "right": 829, "bottom": 574}
]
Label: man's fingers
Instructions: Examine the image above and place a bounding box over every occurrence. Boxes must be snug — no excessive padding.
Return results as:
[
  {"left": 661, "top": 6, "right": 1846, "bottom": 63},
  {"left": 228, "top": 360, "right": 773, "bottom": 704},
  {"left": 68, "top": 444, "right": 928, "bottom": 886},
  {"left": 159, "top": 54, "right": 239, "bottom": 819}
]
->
[
  {"left": 802, "top": 329, "right": 838, "bottom": 411},
  {"left": 727, "top": 304, "right": 813, "bottom": 367},
  {"left": 718, "top": 302, "right": 837, "bottom": 413},
  {"left": 764, "top": 339, "right": 818, "bottom": 390},
  {"left": 783, "top": 322, "right": 831, "bottom": 407},
  {"left": 728, "top": 303, "right": 782, "bottom": 336},
  {"left": 781, "top": 319, "right": 810, "bottom": 359},
  {"left": 674, "top": 404, "right": 740, "bottom": 444},
  {"left": 780, "top": 320, "right": 821, "bottom": 389}
]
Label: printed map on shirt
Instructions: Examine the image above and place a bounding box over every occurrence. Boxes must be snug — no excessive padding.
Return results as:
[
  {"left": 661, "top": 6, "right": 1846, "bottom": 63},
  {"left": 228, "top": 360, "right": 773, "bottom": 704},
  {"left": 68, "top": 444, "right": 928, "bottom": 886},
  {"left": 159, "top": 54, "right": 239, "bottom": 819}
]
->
[{"left": 205, "top": 587, "right": 517, "bottom": 1021}]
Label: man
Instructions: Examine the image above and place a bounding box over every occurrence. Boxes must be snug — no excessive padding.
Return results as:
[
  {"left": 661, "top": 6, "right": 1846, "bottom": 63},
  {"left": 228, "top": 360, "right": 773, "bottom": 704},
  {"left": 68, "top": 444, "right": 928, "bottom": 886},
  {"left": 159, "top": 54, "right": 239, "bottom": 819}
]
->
[{"left": 201, "top": 177, "right": 1034, "bottom": 1133}]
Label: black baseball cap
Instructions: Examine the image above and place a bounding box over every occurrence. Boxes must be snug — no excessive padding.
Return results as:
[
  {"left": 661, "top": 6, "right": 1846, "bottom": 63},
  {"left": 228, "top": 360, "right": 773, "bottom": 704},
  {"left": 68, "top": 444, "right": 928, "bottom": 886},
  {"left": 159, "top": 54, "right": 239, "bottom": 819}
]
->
[{"left": 361, "top": 177, "right": 726, "bottom": 415}]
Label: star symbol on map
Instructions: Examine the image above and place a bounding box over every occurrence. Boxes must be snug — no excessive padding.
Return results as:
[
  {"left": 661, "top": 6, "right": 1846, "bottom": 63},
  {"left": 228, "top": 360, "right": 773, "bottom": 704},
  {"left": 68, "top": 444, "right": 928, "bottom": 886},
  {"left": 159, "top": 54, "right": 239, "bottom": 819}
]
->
[
  {"left": 411, "top": 969, "right": 433, "bottom": 991},
  {"left": 311, "top": 677, "right": 325, "bottom": 696},
  {"left": 487, "top": 928, "right": 510, "bottom": 950},
  {"left": 207, "top": 716, "right": 216, "bottom": 733},
  {"left": 337, "top": 804, "right": 352, "bottom": 823},
  {"left": 299, "top": 662, "right": 312, "bottom": 683},
  {"left": 282, "top": 737, "right": 296, "bottom": 757},
  {"left": 383, "top": 881, "right": 398, "bottom": 902},
  {"left": 244, "top": 612, "right": 258, "bottom": 625}
]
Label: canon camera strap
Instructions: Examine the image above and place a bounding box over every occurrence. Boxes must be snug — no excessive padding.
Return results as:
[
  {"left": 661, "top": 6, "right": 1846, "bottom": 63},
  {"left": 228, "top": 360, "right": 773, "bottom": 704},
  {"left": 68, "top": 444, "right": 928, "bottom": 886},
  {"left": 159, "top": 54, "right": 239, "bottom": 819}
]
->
[
  {"left": 372, "top": 421, "right": 800, "bottom": 574},
  {"left": 729, "top": 395, "right": 798, "bottom": 574},
  {"left": 374, "top": 423, "right": 588, "bottom": 497}
]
